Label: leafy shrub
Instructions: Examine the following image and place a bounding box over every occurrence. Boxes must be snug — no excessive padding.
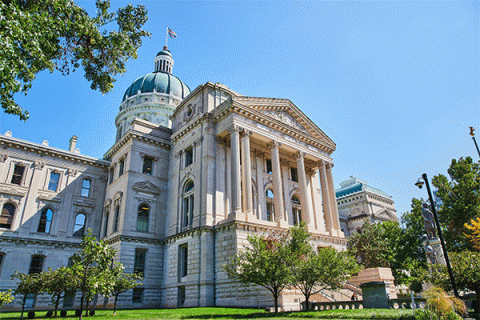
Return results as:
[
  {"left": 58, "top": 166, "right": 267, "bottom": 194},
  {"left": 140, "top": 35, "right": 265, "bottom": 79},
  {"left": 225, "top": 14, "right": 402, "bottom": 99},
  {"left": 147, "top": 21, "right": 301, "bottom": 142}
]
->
[{"left": 421, "top": 287, "right": 466, "bottom": 319}]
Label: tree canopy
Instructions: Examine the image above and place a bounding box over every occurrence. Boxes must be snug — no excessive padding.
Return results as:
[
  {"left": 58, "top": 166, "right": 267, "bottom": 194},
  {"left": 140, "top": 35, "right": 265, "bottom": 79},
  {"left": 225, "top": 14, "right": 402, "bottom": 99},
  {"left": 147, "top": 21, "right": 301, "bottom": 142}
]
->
[
  {"left": 432, "top": 157, "right": 480, "bottom": 251},
  {"left": 0, "top": 0, "right": 150, "bottom": 120},
  {"left": 465, "top": 217, "right": 480, "bottom": 251}
]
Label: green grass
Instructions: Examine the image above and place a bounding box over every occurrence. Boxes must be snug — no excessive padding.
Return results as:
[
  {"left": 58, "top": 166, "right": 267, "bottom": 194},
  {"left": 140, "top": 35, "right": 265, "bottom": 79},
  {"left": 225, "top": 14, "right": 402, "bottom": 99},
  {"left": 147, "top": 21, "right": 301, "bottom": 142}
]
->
[{"left": 0, "top": 308, "right": 415, "bottom": 320}]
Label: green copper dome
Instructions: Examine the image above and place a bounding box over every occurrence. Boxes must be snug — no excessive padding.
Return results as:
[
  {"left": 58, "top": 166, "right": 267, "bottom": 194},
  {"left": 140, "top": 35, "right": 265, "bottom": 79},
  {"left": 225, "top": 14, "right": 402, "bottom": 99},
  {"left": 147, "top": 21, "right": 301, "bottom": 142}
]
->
[{"left": 122, "top": 71, "right": 190, "bottom": 102}]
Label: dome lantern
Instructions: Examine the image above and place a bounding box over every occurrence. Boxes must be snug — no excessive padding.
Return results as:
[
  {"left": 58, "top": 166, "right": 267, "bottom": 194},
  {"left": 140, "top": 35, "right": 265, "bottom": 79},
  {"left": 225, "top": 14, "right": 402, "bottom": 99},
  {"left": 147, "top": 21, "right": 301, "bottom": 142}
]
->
[{"left": 154, "top": 46, "right": 174, "bottom": 73}]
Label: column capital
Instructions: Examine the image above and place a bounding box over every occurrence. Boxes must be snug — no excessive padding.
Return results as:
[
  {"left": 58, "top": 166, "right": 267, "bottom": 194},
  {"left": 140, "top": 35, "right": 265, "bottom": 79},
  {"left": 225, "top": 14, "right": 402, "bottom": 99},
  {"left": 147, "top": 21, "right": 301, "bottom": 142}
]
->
[
  {"left": 240, "top": 128, "right": 252, "bottom": 137},
  {"left": 227, "top": 125, "right": 241, "bottom": 134},
  {"left": 34, "top": 161, "right": 45, "bottom": 170},
  {"left": 267, "top": 141, "right": 281, "bottom": 149},
  {"left": 0, "top": 154, "right": 8, "bottom": 163},
  {"left": 295, "top": 151, "right": 305, "bottom": 159}
]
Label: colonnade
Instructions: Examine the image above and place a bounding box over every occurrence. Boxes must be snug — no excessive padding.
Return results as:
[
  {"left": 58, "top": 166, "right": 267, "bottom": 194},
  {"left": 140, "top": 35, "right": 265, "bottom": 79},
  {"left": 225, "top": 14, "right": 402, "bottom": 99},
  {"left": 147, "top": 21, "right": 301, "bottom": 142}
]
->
[{"left": 228, "top": 127, "right": 341, "bottom": 235}]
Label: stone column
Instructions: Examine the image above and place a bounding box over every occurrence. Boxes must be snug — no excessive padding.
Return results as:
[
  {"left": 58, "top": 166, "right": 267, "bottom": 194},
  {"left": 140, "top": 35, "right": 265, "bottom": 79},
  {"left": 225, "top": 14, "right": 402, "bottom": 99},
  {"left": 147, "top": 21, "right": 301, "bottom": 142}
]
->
[
  {"left": 310, "top": 167, "right": 326, "bottom": 232},
  {"left": 241, "top": 130, "right": 253, "bottom": 214},
  {"left": 269, "top": 141, "right": 285, "bottom": 223},
  {"left": 326, "top": 163, "right": 341, "bottom": 233},
  {"left": 319, "top": 161, "right": 333, "bottom": 233},
  {"left": 296, "top": 152, "right": 313, "bottom": 228},
  {"left": 229, "top": 127, "right": 242, "bottom": 218}
]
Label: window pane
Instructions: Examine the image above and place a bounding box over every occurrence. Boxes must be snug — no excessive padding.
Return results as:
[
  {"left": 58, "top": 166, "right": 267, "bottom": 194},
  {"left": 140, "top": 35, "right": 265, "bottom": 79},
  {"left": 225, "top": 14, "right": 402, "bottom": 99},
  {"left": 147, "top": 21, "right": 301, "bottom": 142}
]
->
[
  {"left": 134, "top": 249, "right": 146, "bottom": 274},
  {"left": 24, "top": 294, "right": 35, "bottom": 308},
  {"left": 132, "top": 288, "right": 144, "bottom": 303},
  {"left": 266, "top": 159, "right": 272, "bottom": 174},
  {"left": 113, "top": 206, "right": 120, "bottom": 232},
  {"left": 11, "top": 165, "right": 25, "bottom": 185},
  {"left": 81, "top": 179, "right": 91, "bottom": 197},
  {"left": 0, "top": 203, "right": 15, "bottom": 229},
  {"left": 185, "top": 149, "right": 193, "bottom": 167},
  {"left": 119, "top": 160, "right": 124, "bottom": 176},
  {"left": 38, "top": 208, "right": 53, "bottom": 233},
  {"left": 143, "top": 157, "right": 153, "bottom": 175},
  {"left": 184, "top": 181, "right": 194, "bottom": 193},
  {"left": 48, "top": 173, "right": 60, "bottom": 191},
  {"left": 29, "top": 256, "right": 44, "bottom": 274},
  {"left": 266, "top": 190, "right": 274, "bottom": 198},
  {"left": 73, "top": 214, "right": 86, "bottom": 237},
  {"left": 103, "top": 212, "right": 109, "bottom": 237},
  {"left": 291, "top": 167, "right": 298, "bottom": 182},
  {"left": 137, "top": 205, "right": 149, "bottom": 232}
]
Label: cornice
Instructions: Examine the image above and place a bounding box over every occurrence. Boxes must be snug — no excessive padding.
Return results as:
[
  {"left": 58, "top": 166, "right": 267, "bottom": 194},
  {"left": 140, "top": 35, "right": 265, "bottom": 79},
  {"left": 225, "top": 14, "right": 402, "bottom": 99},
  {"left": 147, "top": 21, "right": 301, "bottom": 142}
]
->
[
  {"left": 105, "top": 234, "right": 163, "bottom": 246},
  {"left": 0, "top": 235, "right": 81, "bottom": 249},
  {"left": 0, "top": 135, "right": 109, "bottom": 168},
  {"left": 170, "top": 113, "right": 214, "bottom": 144},
  {"left": 104, "top": 130, "right": 171, "bottom": 160}
]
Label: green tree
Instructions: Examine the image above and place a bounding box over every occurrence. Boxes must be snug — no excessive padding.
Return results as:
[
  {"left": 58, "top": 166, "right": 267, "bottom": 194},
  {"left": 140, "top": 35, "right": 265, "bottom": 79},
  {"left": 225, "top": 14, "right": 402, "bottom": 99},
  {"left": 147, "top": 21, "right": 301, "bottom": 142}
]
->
[
  {"left": 43, "top": 267, "right": 77, "bottom": 317},
  {"left": 432, "top": 157, "right": 480, "bottom": 251},
  {"left": 12, "top": 272, "right": 44, "bottom": 319},
  {"left": 224, "top": 231, "right": 292, "bottom": 314},
  {"left": 0, "top": 0, "right": 150, "bottom": 120},
  {"left": 70, "top": 230, "right": 116, "bottom": 320},
  {"left": 295, "top": 247, "right": 361, "bottom": 310},
  {"left": 105, "top": 263, "right": 142, "bottom": 315}
]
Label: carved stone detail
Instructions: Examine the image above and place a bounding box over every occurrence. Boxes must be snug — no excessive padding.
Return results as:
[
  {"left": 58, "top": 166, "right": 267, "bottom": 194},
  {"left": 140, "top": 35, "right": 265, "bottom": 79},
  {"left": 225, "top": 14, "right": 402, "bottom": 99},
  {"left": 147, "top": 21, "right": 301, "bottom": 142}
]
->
[{"left": 0, "top": 154, "right": 8, "bottom": 162}]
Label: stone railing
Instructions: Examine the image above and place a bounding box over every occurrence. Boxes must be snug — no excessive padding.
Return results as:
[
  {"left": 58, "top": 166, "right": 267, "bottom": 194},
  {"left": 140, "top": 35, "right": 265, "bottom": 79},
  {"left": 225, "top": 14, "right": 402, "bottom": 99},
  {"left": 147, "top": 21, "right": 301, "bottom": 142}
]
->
[{"left": 303, "top": 297, "right": 427, "bottom": 311}]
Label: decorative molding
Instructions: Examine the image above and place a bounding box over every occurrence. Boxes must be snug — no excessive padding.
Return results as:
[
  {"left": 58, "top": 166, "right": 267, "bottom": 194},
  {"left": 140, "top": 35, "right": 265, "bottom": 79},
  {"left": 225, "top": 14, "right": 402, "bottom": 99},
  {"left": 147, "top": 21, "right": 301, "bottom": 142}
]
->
[
  {"left": 34, "top": 161, "right": 45, "bottom": 170},
  {"left": 0, "top": 155, "right": 8, "bottom": 162},
  {"left": 132, "top": 181, "right": 161, "bottom": 196},
  {"left": 68, "top": 168, "right": 77, "bottom": 176}
]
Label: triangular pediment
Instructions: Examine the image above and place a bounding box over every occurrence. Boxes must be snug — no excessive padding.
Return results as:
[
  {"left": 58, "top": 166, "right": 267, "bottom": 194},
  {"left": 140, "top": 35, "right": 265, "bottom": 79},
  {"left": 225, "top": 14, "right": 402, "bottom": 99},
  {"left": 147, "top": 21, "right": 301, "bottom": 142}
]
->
[
  {"left": 233, "top": 97, "right": 336, "bottom": 151},
  {"left": 374, "top": 209, "right": 399, "bottom": 222},
  {"left": 132, "top": 181, "right": 160, "bottom": 195}
]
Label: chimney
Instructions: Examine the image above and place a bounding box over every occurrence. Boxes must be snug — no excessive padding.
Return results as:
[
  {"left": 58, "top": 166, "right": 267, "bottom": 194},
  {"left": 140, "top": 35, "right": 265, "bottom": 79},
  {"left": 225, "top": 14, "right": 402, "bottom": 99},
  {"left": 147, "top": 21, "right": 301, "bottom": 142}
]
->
[{"left": 69, "top": 135, "right": 78, "bottom": 152}]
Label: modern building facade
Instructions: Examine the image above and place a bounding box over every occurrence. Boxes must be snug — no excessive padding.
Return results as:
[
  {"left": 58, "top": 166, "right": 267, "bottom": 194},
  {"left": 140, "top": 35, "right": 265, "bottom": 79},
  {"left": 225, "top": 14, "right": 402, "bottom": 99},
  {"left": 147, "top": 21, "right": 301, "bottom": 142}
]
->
[
  {"left": 335, "top": 176, "right": 398, "bottom": 237},
  {"left": 0, "top": 47, "right": 346, "bottom": 310}
]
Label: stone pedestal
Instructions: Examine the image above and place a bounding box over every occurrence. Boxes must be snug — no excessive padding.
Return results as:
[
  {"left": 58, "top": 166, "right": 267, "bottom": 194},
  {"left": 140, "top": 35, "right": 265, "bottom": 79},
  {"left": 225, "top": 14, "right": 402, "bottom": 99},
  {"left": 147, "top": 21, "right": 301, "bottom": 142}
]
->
[
  {"left": 422, "top": 238, "right": 446, "bottom": 265},
  {"left": 360, "top": 281, "right": 391, "bottom": 309},
  {"left": 349, "top": 267, "right": 397, "bottom": 299}
]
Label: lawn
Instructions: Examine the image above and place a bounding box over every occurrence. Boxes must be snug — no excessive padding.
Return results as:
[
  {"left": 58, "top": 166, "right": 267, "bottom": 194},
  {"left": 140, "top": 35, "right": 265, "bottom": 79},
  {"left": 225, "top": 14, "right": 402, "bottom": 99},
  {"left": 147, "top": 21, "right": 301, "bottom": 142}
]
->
[{"left": 0, "top": 308, "right": 415, "bottom": 320}]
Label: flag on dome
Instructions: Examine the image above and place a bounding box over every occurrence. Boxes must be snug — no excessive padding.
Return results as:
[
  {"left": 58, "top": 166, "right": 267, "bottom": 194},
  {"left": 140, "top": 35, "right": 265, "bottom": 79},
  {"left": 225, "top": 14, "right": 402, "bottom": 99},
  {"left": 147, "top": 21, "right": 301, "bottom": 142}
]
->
[{"left": 168, "top": 28, "right": 177, "bottom": 39}]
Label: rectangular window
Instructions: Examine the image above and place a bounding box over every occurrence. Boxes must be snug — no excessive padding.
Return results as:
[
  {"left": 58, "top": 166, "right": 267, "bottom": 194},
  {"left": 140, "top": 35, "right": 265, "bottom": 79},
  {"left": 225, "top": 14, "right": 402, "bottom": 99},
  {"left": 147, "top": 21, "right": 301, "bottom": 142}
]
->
[
  {"left": 11, "top": 165, "right": 25, "bottom": 185},
  {"left": 291, "top": 167, "right": 298, "bottom": 182},
  {"left": 266, "top": 202, "right": 274, "bottom": 222},
  {"left": 29, "top": 256, "right": 44, "bottom": 274},
  {"left": 132, "top": 288, "right": 144, "bottom": 304},
  {"left": 48, "top": 172, "right": 60, "bottom": 191},
  {"left": 63, "top": 291, "right": 75, "bottom": 308},
  {"left": 109, "top": 169, "right": 114, "bottom": 184},
  {"left": 143, "top": 157, "right": 153, "bottom": 175},
  {"left": 178, "top": 244, "right": 188, "bottom": 278},
  {"left": 81, "top": 179, "right": 91, "bottom": 197},
  {"left": 266, "top": 159, "right": 272, "bottom": 174},
  {"left": 134, "top": 249, "right": 146, "bottom": 275},
  {"left": 119, "top": 159, "right": 125, "bottom": 176},
  {"left": 24, "top": 294, "right": 35, "bottom": 308},
  {"left": 184, "top": 148, "right": 193, "bottom": 167}
]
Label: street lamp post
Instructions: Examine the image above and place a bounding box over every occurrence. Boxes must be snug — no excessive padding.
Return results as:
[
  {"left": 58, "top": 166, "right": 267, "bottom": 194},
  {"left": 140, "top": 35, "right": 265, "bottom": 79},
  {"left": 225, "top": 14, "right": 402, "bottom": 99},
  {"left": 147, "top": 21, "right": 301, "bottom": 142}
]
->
[
  {"left": 415, "top": 173, "right": 459, "bottom": 297},
  {"left": 469, "top": 127, "right": 480, "bottom": 159}
]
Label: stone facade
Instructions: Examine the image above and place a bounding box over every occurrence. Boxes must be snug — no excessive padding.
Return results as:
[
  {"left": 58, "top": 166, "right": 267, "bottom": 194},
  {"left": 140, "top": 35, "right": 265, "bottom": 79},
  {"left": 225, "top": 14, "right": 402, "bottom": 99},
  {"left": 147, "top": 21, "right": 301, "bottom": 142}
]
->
[
  {"left": 0, "top": 49, "right": 346, "bottom": 311},
  {"left": 335, "top": 176, "right": 398, "bottom": 237}
]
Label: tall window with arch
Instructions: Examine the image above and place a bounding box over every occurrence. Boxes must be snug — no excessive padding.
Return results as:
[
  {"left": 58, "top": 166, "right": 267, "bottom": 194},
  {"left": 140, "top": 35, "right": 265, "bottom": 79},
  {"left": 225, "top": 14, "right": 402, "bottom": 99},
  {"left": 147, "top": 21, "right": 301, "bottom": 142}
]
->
[
  {"left": 182, "top": 181, "right": 194, "bottom": 227},
  {"left": 73, "top": 213, "right": 86, "bottom": 237},
  {"left": 265, "top": 189, "right": 274, "bottom": 222},
  {"left": 37, "top": 208, "right": 53, "bottom": 233},
  {"left": 137, "top": 203, "right": 149, "bottom": 232},
  {"left": 113, "top": 205, "right": 120, "bottom": 232},
  {"left": 0, "top": 203, "right": 15, "bottom": 229},
  {"left": 291, "top": 196, "right": 302, "bottom": 226}
]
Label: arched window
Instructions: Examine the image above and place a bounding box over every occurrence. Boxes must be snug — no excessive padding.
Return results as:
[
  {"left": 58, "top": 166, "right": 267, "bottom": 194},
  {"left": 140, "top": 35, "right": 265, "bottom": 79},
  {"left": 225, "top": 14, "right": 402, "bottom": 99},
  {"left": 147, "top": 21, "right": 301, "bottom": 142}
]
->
[
  {"left": 102, "top": 210, "right": 109, "bottom": 238},
  {"left": 73, "top": 213, "right": 86, "bottom": 238},
  {"left": 265, "top": 189, "right": 274, "bottom": 222},
  {"left": 37, "top": 208, "right": 53, "bottom": 233},
  {"left": 291, "top": 196, "right": 302, "bottom": 226},
  {"left": 182, "top": 181, "right": 194, "bottom": 227},
  {"left": 113, "top": 205, "right": 120, "bottom": 232},
  {"left": 137, "top": 203, "right": 149, "bottom": 232},
  {"left": 0, "top": 203, "right": 15, "bottom": 229}
]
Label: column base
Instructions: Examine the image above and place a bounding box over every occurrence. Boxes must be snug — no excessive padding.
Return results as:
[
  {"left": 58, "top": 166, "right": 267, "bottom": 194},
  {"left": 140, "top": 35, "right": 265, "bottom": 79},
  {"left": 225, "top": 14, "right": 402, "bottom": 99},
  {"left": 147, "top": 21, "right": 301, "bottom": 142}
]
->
[{"left": 328, "top": 229, "right": 345, "bottom": 237}]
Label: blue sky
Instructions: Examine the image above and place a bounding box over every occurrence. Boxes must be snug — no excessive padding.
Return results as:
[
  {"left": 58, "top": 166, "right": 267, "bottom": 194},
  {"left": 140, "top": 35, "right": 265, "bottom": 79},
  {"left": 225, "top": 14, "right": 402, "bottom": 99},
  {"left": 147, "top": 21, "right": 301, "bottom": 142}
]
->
[{"left": 3, "top": 1, "right": 479, "bottom": 218}]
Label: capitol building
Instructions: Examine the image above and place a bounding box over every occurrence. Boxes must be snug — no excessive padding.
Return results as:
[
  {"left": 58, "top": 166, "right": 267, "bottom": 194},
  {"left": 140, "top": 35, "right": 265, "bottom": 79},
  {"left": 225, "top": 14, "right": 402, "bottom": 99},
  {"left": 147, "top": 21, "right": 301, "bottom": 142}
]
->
[{"left": 0, "top": 47, "right": 349, "bottom": 310}]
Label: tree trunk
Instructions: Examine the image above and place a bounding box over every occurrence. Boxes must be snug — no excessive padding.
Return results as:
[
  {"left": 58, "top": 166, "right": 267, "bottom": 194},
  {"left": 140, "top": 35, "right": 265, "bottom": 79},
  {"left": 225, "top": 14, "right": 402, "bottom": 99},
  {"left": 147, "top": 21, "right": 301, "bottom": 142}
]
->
[
  {"left": 85, "top": 297, "right": 90, "bottom": 317},
  {"left": 305, "top": 293, "right": 311, "bottom": 311},
  {"left": 54, "top": 294, "right": 61, "bottom": 317},
  {"left": 79, "top": 292, "right": 84, "bottom": 320},
  {"left": 21, "top": 294, "right": 26, "bottom": 319},
  {"left": 273, "top": 291, "right": 279, "bottom": 315},
  {"left": 114, "top": 293, "right": 118, "bottom": 315}
]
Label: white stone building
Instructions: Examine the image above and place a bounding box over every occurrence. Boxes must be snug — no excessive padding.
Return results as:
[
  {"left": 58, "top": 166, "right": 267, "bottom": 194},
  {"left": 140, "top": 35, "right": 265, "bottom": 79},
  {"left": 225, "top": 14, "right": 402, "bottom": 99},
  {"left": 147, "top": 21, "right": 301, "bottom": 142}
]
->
[
  {"left": 0, "top": 47, "right": 346, "bottom": 310},
  {"left": 335, "top": 176, "right": 398, "bottom": 237}
]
